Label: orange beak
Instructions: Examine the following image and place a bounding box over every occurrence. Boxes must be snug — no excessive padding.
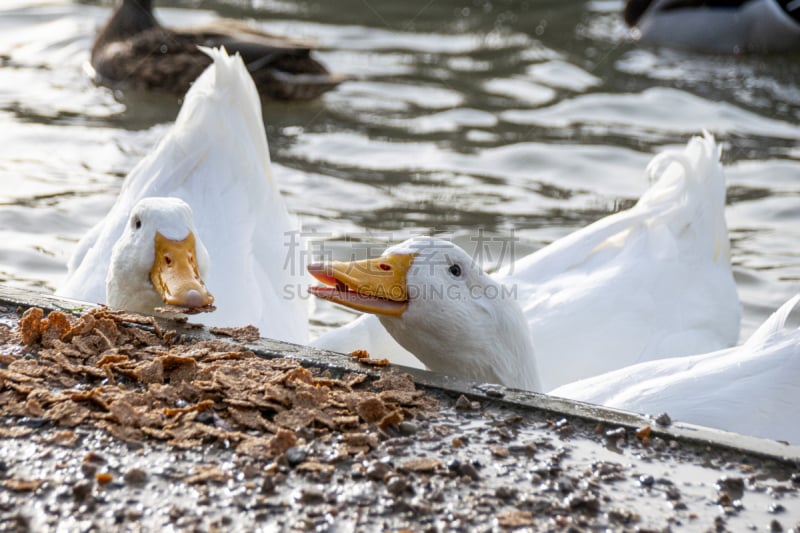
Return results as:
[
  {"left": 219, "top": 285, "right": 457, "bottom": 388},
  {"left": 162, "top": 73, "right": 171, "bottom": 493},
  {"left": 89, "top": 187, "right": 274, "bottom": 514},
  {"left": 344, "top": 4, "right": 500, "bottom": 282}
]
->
[
  {"left": 150, "top": 231, "right": 214, "bottom": 308},
  {"left": 307, "top": 254, "right": 415, "bottom": 317}
]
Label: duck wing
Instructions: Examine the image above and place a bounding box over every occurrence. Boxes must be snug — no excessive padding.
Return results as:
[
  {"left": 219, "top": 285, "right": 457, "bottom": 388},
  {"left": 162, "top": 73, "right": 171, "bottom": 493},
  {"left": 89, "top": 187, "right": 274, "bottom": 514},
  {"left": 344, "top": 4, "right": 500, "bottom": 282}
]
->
[
  {"left": 498, "top": 133, "right": 740, "bottom": 390},
  {"left": 551, "top": 295, "right": 800, "bottom": 443},
  {"left": 177, "top": 21, "right": 350, "bottom": 100}
]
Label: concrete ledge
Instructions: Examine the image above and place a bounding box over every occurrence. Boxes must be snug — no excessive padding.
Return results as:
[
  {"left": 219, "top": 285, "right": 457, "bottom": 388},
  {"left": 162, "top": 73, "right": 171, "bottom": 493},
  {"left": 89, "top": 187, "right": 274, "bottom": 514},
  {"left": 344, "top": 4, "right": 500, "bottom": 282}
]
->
[{"left": 2, "top": 283, "right": 798, "bottom": 464}]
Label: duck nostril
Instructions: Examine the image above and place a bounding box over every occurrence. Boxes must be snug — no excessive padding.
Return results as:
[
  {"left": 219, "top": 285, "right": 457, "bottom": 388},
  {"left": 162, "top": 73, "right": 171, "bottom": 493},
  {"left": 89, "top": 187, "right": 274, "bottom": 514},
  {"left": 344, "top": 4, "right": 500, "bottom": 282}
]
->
[
  {"left": 379, "top": 263, "right": 391, "bottom": 271},
  {"left": 164, "top": 255, "right": 172, "bottom": 266}
]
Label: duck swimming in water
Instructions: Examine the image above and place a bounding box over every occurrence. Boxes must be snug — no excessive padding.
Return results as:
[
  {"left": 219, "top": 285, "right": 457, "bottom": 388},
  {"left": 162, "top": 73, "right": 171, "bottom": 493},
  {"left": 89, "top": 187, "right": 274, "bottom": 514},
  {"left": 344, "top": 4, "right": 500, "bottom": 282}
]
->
[
  {"left": 89, "top": 0, "right": 347, "bottom": 99},
  {"left": 310, "top": 134, "right": 741, "bottom": 392},
  {"left": 624, "top": 0, "right": 800, "bottom": 53},
  {"left": 59, "top": 48, "right": 310, "bottom": 344}
]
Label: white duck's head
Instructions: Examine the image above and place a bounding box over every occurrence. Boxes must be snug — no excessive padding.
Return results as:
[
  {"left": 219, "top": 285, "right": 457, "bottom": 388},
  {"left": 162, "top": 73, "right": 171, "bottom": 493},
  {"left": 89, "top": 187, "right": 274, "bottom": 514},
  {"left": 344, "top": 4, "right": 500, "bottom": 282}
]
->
[
  {"left": 106, "top": 197, "right": 214, "bottom": 315},
  {"left": 308, "top": 236, "right": 541, "bottom": 391}
]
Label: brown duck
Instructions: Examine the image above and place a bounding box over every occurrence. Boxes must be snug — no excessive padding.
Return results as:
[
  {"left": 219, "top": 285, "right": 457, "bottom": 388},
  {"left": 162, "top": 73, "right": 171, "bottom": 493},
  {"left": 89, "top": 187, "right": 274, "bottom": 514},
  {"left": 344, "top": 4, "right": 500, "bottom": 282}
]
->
[{"left": 90, "top": 0, "right": 348, "bottom": 100}]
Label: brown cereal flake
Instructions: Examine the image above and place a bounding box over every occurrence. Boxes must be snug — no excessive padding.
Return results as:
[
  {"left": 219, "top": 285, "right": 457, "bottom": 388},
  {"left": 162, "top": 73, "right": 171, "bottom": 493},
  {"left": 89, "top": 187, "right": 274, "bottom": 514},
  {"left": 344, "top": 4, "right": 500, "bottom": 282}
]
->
[
  {"left": 0, "top": 305, "right": 437, "bottom": 465},
  {"left": 349, "top": 349, "right": 369, "bottom": 359},
  {"left": 372, "top": 373, "right": 416, "bottom": 392},
  {"left": 5, "top": 478, "right": 43, "bottom": 492},
  {"left": 356, "top": 397, "right": 386, "bottom": 423},
  {"left": 19, "top": 307, "right": 43, "bottom": 346},
  {"left": 0, "top": 427, "right": 35, "bottom": 439},
  {"left": 378, "top": 410, "right": 403, "bottom": 430},
  {"left": 269, "top": 429, "right": 297, "bottom": 456},
  {"left": 185, "top": 464, "right": 230, "bottom": 485},
  {"left": 358, "top": 357, "right": 390, "bottom": 367},
  {"left": 498, "top": 510, "right": 535, "bottom": 528},
  {"left": 209, "top": 325, "right": 260, "bottom": 342}
]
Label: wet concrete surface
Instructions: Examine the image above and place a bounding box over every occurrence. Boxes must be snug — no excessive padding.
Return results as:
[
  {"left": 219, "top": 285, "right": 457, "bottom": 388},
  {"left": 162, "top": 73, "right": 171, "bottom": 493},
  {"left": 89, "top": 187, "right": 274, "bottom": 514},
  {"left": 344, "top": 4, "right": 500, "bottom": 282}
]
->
[{"left": 0, "top": 286, "right": 798, "bottom": 532}]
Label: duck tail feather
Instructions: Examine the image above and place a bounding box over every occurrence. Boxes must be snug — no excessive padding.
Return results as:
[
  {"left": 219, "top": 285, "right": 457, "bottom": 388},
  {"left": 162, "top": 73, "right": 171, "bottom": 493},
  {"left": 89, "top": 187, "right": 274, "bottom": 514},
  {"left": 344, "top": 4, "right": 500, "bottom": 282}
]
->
[
  {"left": 182, "top": 46, "right": 274, "bottom": 178},
  {"left": 744, "top": 294, "right": 800, "bottom": 349},
  {"left": 636, "top": 131, "right": 730, "bottom": 264}
]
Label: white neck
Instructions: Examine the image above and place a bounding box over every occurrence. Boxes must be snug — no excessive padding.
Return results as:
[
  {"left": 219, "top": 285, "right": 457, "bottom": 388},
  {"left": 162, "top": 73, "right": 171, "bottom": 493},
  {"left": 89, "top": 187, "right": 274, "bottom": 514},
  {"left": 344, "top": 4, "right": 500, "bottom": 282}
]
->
[{"left": 379, "top": 282, "right": 541, "bottom": 392}]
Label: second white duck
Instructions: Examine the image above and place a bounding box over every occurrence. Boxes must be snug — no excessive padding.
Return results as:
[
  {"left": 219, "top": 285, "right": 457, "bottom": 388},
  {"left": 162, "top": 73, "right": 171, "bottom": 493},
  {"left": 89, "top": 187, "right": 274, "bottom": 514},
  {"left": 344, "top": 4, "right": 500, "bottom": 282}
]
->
[{"left": 310, "top": 133, "right": 741, "bottom": 391}]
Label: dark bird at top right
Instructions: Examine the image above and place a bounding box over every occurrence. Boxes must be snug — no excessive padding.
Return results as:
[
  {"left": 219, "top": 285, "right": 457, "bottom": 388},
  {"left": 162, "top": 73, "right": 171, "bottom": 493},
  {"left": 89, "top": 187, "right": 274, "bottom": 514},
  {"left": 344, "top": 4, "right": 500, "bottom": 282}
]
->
[{"left": 624, "top": 0, "right": 800, "bottom": 53}]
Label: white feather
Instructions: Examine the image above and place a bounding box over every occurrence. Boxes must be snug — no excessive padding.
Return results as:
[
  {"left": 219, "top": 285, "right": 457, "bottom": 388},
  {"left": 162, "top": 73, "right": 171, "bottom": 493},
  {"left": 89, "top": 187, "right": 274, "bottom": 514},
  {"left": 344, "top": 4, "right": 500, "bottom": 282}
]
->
[
  {"left": 551, "top": 295, "right": 800, "bottom": 444},
  {"left": 59, "top": 47, "right": 309, "bottom": 344},
  {"left": 313, "top": 133, "right": 740, "bottom": 391}
]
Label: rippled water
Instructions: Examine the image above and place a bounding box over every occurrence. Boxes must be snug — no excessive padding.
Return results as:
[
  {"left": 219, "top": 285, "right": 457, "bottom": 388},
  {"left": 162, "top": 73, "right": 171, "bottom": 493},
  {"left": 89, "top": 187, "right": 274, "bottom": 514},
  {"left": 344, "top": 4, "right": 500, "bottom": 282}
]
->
[{"left": 1, "top": 0, "right": 799, "bottom": 343}]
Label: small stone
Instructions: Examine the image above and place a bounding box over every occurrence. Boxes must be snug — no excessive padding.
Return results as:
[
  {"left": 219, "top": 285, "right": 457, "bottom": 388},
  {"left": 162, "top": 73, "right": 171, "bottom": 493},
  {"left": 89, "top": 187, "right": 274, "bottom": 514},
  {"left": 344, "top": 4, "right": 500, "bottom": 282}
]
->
[
  {"left": 655, "top": 413, "right": 672, "bottom": 426},
  {"left": 458, "top": 462, "right": 480, "bottom": 481},
  {"left": 299, "top": 487, "right": 325, "bottom": 504},
  {"left": 770, "top": 519, "right": 783, "bottom": 532},
  {"left": 639, "top": 475, "right": 654, "bottom": 487},
  {"left": 366, "top": 461, "right": 392, "bottom": 481},
  {"left": 261, "top": 475, "right": 280, "bottom": 494},
  {"left": 72, "top": 480, "right": 92, "bottom": 501},
  {"left": 83, "top": 451, "right": 107, "bottom": 464},
  {"left": 196, "top": 411, "right": 214, "bottom": 425},
  {"left": 81, "top": 463, "right": 97, "bottom": 478},
  {"left": 455, "top": 395, "right": 472, "bottom": 410},
  {"left": 285, "top": 447, "right": 307, "bottom": 467},
  {"left": 652, "top": 437, "right": 667, "bottom": 451},
  {"left": 717, "top": 476, "right": 744, "bottom": 492},
  {"left": 386, "top": 476, "right": 408, "bottom": 496},
  {"left": 397, "top": 422, "right": 417, "bottom": 435},
  {"left": 495, "top": 486, "right": 517, "bottom": 500},
  {"left": 350, "top": 464, "right": 364, "bottom": 480},
  {"left": 769, "top": 503, "right": 785, "bottom": 514},
  {"left": 607, "top": 509, "right": 639, "bottom": 524},
  {"left": 123, "top": 468, "right": 147, "bottom": 485}
]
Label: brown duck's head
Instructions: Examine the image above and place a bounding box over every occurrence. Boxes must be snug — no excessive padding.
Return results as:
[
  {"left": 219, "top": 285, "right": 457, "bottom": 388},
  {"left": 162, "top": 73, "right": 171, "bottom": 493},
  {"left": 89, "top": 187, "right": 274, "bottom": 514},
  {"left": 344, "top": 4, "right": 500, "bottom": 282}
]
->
[{"left": 94, "top": 0, "right": 158, "bottom": 50}]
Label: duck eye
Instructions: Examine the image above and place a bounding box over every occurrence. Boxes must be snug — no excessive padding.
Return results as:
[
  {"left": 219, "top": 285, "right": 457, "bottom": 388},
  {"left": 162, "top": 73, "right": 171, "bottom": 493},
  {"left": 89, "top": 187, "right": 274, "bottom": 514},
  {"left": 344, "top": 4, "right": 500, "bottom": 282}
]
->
[
  {"left": 133, "top": 217, "right": 142, "bottom": 230},
  {"left": 449, "top": 264, "right": 462, "bottom": 277}
]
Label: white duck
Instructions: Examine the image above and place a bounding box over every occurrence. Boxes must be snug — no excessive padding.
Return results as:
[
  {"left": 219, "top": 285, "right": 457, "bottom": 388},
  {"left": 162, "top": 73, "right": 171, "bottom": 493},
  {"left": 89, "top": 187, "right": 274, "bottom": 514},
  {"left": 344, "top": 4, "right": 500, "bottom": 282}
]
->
[
  {"left": 624, "top": 0, "right": 800, "bottom": 54},
  {"left": 551, "top": 295, "right": 800, "bottom": 444},
  {"left": 310, "top": 133, "right": 741, "bottom": 391},
  {"left": 310, "top": 239, "right": 542, "bottom": 391},
  {"left": 107, "top": 197, "right": 214, "bottom": 314},
  {"left": 58, "top": 47, "right": 309, "bottom": 344}
]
